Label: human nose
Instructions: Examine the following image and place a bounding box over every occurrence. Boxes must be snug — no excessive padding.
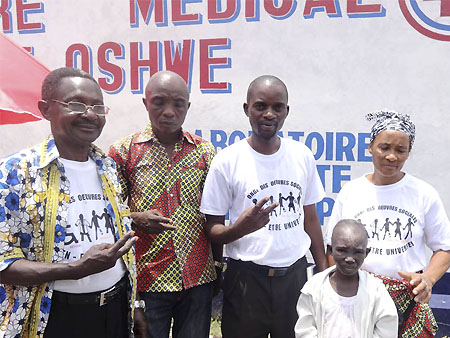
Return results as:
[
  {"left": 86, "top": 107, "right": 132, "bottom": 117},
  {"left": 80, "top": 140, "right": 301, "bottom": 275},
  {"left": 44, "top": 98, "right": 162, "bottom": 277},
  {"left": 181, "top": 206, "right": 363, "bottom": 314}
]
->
[
  {"left": 344, "top": 256, "right": 355, "bottom": 264},
  {"left": 385, "top": 152, "right": 397, "bottom": 161},
  {"left": 162, "top": 104, "right": 176, "bottom": 117},
  {"left": 83, "top": 107, "right": 98, "bottom": 120},
  {"left": 263, "top": 109, "right": 275, "bottom": 119}
]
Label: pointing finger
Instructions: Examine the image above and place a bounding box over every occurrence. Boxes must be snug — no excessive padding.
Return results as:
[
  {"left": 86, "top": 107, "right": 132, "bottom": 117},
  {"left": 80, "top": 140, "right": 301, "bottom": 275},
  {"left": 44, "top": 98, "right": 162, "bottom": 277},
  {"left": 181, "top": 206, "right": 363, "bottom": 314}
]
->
[
  {"left": 153, "top": 216, "right": 172, "bottom": 224},
  {"left": 116, "top": 236, "right": 138, "bottom": 257},
  {"left": 110, "top": 231, "right": 135, "bottom": 253},
  {"left": 161, "top": 223, "right": 177, "bottom": 230},
  {"left": 254, "top": 197, "right": 270, "bottom": 211},
  {"left": 261, "top": 202, "right": 279, "bottom": 214}
]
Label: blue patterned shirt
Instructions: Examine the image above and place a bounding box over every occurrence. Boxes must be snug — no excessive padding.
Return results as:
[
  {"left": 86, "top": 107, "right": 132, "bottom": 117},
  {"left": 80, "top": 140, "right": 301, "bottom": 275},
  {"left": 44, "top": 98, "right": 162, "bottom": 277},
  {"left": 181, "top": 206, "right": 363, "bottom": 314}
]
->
[{"left": 0, "top": 135, "right": 137, "bottom": 337}]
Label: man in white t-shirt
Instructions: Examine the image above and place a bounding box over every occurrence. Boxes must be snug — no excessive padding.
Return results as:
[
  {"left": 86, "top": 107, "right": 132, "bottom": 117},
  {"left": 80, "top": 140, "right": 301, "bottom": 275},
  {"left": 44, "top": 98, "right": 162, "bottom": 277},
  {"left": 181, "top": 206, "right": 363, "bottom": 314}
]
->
[
  {"left": 0, "top": 67, "right": 145, "bottom": 338},
  {"left": 200, "top": 75, "right": 328, "bottom": 338}
]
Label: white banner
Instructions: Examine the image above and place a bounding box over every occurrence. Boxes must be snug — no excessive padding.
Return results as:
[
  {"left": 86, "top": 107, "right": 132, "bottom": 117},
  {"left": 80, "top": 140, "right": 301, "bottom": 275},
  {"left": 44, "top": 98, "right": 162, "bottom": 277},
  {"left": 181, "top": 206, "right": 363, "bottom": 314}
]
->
[{"left": 1, "top": 0, "right": 450, "bottom": 227}]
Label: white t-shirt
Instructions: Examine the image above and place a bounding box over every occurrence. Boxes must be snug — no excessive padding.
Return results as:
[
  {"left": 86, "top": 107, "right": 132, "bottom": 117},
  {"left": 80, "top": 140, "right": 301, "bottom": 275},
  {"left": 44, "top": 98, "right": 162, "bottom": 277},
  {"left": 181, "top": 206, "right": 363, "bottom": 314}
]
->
[
  {"left": 200, "top": 138, "right": 325, "bottom": 267},
  {"left": 322, "top": 277, "right": 357, "bottom": 338},
  {"left": 53, "top": 158, "right": 126, "bottom": 293},
  {"left": 325, "top": 174, "right": 450, "bottom": 279}
]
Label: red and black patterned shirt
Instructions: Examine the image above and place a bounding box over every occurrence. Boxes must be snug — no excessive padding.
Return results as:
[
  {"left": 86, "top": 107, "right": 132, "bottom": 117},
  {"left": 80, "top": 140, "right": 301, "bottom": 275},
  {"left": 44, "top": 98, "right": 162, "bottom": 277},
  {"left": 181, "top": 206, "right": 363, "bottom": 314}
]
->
[{"left": 109, "top": 123, "right": 216, "bottom": 292}]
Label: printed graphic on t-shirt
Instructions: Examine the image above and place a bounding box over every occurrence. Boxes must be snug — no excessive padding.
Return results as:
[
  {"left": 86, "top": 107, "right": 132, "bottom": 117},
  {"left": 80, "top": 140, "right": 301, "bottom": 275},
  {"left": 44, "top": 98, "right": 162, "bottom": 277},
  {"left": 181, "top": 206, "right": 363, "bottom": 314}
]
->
[
  {"left": 63, "top": 191, "right": 114, "bottom": 261},
  {"left": 353, "top": 204, "right": 418, "bottom": 257},
  {"left": 246, "top": 179, "right": 303, "bottom": 231}
]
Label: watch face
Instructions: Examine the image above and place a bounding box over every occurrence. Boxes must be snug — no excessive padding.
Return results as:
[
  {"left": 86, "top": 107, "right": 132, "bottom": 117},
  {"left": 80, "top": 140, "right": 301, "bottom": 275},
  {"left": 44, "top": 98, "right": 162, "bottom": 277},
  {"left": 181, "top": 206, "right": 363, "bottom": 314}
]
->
[{"left": 135, "top": 300, "right": 146, "bottom": 310}]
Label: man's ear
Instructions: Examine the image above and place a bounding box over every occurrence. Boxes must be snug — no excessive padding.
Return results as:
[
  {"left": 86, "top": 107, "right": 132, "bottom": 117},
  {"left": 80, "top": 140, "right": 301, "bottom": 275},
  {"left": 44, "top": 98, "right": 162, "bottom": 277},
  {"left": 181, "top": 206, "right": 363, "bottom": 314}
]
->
[
  {"left": 38, "top": 100, "right": 51, "bottom": 121},
  {"left": 243, "top": 103, "right": 249, "bottom": 117},
  {"left": 368, "top": 142, "right": 373, "bottom": 155}
]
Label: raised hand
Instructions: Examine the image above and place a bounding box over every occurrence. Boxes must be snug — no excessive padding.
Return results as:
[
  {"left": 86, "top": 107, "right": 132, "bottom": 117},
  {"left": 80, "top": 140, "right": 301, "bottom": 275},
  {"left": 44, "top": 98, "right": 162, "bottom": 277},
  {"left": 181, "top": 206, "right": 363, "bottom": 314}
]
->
[
  {"left": 77, "top": 231, "right": 137, "bottom": 277},
  {"left": 233, "top": 197, "right": 278, "bottom": 237}
]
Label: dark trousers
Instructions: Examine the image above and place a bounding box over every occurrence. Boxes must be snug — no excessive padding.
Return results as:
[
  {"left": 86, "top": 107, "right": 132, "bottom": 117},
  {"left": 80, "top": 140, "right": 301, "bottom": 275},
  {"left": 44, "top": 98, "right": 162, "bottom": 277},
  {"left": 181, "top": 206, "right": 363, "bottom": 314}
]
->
[
  {"left": 139, "top": 282, "right": 213, "bottom": 338},
  {"left": 44, "top": 283, "right": 129, "bottom": 338},
  {"left": 221, "top": 257, "right": 307, "bottom": 338}
]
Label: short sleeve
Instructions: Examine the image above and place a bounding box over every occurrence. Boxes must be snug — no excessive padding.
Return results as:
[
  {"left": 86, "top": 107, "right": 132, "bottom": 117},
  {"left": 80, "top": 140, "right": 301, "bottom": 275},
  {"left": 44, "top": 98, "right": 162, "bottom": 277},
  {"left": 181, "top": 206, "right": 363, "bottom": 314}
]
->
[
  {"left": 423, "top": 187, "right": 450, "bottom": 252},
  {"left": 200, "top": 152, "right": 233, "bottom": 216},
  {"left": 109, "top": 138, "right": 132, "bottom": 202},
  {"left": 302, "top": 149, "right": 326, "bottom": 206},
  {"left": 325, "top": 192, "right": 344, "bottom": 246},
  {"left": 199, "top": 141, "right": 216, "bottom": 191}
]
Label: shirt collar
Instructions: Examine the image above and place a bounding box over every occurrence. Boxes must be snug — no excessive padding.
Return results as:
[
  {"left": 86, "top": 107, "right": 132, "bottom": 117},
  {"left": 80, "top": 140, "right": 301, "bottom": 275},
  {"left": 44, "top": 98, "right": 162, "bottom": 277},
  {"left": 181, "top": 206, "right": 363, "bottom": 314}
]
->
[
  {"left": 37, "top": 134, "right": 108, "bottom": 169},
  {"left": 134, "top": 122, "right": 195, "bottom": 145}
]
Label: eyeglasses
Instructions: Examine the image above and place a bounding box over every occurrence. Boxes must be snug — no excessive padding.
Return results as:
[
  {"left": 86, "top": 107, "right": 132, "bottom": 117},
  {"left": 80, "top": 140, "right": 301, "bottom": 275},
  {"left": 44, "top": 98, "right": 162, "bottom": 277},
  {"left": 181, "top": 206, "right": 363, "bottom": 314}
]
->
[{"left": 50, "top": 99, "right": 110, "bottom": 116}]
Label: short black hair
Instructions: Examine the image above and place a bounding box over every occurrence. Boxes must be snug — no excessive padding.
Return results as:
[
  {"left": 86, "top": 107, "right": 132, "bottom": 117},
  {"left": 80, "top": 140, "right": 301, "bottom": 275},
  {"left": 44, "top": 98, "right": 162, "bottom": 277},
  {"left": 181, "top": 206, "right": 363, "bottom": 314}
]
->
[
  {"left": 41, "top": 67, "right": 97, "bottom": 100},
  {"left": 246, "top": 75, "right": 288, "bottom": 102},
  {"left": 332, "top": 219, "right": 368, "bottom": 247}
]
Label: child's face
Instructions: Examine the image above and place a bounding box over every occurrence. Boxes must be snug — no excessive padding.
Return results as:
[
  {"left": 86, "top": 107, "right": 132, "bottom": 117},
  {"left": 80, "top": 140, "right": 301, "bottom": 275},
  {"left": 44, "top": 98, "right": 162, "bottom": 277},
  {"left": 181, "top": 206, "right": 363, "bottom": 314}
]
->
[{"left": 331, "top": 228, "right": 369, "bottom": 277}]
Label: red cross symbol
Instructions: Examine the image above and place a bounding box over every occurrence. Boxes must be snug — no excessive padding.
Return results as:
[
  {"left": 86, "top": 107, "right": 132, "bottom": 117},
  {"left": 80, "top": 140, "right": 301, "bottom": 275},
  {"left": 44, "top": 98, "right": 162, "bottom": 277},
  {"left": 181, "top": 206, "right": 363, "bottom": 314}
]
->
[{"left": 423, "top": 0, "right": 450, "bottom": 17}]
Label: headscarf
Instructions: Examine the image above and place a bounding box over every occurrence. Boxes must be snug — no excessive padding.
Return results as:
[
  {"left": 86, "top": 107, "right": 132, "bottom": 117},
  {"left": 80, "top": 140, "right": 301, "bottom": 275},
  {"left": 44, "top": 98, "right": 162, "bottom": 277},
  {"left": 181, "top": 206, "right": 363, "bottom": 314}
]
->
[{"left": 366, "top": 110, "right": 416, "bottom": 148}]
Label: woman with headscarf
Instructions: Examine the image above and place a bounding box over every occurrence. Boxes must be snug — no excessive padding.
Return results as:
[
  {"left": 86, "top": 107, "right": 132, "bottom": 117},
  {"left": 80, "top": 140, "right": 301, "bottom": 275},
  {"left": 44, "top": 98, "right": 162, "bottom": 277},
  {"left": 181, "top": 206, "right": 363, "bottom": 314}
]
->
[{"left": 324, "top": 110, "right": 450, "bottom": 337}]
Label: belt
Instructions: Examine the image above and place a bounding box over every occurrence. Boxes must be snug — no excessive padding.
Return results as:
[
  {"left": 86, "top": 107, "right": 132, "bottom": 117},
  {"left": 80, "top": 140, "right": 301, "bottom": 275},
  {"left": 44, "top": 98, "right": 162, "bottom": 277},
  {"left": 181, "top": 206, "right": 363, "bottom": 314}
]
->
[
  {"left": 52, "top": 276, "right": 127, "bottom": 306},
  {"left": 229, "top": 257, "right": 306, "bottom": 277}
]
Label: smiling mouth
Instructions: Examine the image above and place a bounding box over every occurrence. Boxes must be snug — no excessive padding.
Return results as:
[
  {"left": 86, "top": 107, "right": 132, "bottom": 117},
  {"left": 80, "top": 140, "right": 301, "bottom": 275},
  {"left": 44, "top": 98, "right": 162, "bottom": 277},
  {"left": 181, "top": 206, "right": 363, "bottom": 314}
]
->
[{"left": 77, "top": 124, "right": 98, "bottom": 131}]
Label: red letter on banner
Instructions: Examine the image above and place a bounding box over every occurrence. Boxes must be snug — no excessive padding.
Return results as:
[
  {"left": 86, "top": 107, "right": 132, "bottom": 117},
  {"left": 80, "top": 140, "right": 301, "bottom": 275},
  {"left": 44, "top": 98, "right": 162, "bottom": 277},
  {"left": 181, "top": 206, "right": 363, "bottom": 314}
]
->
[
  {"left": 264, "top": 0, "right": 295, "bottom": 17},
  {"left": 98, "top": 42, "right": 125, "bottom": 94},
  {"left": 16, "top": 0, "right": 44, "bottom": 32},
  {"left": 208, "top": 0, "right": 237, "bottom": 21},
  {"left": 164, "top": 40, "right": 194, "bottom": 87},
  {"left": 199, "top": 38, "right": 231, "bottom": 93},
  {"left": 129, "top": 0, "right": 166, "bottom": 26},
  {"left": 0, "top": 0, "right": 12, "bottom": 32},
  {"left": 303, "top": 0, "right": 339, "bottom": 18},
  {"left": 347, "top": 0, "right": 382, "bottom": 15},
  {"left": 66, "top": 44, "right": 92, "bottom": 74},
  {"left": 172, "top": 0, "right": 201, "bottom": 24},
  {"left": 130, "top": 41, "right": 160, "bottom": 94}
]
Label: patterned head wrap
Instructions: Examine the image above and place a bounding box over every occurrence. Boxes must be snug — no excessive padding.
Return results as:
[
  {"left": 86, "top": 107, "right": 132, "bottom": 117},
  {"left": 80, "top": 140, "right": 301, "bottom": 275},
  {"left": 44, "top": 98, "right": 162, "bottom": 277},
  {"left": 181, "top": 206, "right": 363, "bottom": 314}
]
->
[{"left": 366, "top": 110, "right": 416, "bottom": 149}]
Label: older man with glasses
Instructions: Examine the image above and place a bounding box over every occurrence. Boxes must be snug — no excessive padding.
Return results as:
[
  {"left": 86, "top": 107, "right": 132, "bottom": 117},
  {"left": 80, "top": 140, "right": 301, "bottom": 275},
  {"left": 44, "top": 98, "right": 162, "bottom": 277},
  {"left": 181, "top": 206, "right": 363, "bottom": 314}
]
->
[{"left": 0, "top": 67, "right": 146, "bottom": 338}]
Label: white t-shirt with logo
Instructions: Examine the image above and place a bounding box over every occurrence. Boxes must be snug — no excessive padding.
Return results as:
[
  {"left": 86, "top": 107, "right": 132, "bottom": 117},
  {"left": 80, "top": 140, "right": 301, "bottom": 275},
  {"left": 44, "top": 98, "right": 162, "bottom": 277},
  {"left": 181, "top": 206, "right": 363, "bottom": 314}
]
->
[
  {"left": 200, "top": 138, "right": 325, "bottom": 267},
  {"left": 53, "top": 158, "right": 126, "bottom": 293},
  {"left": 322, "top": 277, "right": 357, "bottom": 338},
  {"left": 325, "top": 174, "right": 450, "bottom": 279}
]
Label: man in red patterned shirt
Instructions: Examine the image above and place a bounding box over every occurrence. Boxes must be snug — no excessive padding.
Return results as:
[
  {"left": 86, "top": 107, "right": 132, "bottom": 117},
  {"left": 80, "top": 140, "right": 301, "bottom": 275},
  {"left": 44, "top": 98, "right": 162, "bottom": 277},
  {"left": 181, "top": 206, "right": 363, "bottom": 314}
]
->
[{"left": 109, "top": 71, "right": 219, "bottom": 338}]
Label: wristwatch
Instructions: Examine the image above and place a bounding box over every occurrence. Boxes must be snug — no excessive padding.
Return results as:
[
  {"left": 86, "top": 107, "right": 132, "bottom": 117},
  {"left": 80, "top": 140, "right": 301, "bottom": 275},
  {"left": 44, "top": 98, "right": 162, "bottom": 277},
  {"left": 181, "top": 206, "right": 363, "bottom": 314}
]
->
[{"left": 135, "top": 299, "right": 146, "bottom": 312}]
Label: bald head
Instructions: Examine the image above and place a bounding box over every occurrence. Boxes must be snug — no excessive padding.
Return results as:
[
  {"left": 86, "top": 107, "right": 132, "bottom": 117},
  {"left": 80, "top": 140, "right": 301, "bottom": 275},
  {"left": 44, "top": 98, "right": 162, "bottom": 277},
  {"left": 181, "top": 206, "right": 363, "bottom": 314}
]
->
[
  {"left": 332, "top": 219, "right": 368, "bottom": 248},
  {"left": 246, "top": 75, "right": 288, "bottom": 103},
  {"left": 145, "top": 71, "right": 189, "bottom": 100}
]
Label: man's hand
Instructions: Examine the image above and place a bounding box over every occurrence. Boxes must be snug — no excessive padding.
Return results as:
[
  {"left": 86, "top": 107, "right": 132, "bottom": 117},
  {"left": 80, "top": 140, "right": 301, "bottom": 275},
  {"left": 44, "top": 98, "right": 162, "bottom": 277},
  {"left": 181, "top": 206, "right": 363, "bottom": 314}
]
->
[
  {"left": 131, "top": 210, "right": 177, "bottom": 234},
  {"left": 398, "top": 271, "right": 433, "bottom": 304},
  {"left": 232, "top": 197, "right": 278, "bottom": 238},
  {"left": 75, "top": 231, "right": 137, "bottom": 278},
  {"left": 134, "top": 308, "right": 148, "bottom": 338}
]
